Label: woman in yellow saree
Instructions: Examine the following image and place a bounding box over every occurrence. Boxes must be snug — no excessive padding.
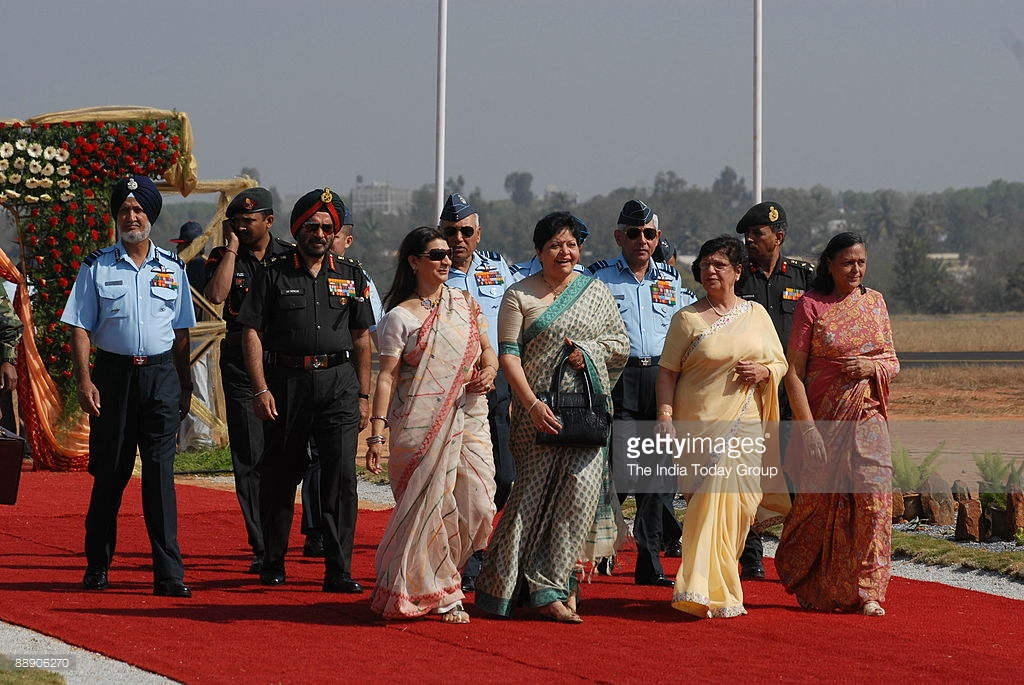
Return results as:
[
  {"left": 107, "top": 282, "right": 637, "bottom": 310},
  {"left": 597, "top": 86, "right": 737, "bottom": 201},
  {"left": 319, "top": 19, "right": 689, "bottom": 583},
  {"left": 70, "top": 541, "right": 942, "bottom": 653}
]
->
[
  {"left": 656, "top": 236, "right": 789, "bottom": 618},
  {"left": 367, "top": 227, "right": 497, "bottom": 622}
]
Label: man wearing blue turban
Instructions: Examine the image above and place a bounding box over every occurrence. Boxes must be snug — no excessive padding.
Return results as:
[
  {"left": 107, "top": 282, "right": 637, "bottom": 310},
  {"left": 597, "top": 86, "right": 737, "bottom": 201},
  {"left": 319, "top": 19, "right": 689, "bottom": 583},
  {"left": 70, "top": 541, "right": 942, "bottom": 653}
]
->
[{"left": 62, "top": 174, "right": 197, "bottom": 598}]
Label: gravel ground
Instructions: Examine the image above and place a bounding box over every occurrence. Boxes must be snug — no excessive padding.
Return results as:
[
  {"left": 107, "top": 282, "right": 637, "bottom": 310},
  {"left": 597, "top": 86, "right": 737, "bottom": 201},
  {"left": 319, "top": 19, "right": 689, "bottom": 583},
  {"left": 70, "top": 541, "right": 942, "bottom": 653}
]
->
[
  {"left": 760, "top": 538, "right": 1024, "bottom": 601},
  {"left": 892, "top": 521, "right": 1023, "bottom": 553},
  {"left": 0, "top": 622, "right": 176, "bottom": 684}
]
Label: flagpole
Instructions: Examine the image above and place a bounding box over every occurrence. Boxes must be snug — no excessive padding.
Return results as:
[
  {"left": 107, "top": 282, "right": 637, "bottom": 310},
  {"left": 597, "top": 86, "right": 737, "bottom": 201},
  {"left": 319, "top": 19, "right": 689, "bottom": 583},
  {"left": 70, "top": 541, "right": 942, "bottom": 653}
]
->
[
  {"left": 753, "top": 0, "right": 763, "bottom": 203},
  {"left": 434, "top": 0, "right": 448, "bottom": 220}
]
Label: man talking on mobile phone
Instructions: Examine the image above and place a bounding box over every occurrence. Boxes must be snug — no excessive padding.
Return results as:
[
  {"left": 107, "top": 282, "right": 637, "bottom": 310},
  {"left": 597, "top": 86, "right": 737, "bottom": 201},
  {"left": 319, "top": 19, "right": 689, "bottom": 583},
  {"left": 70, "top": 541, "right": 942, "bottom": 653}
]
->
[{"left": 203, "top": 187, "right": 295, "bottom": 574}]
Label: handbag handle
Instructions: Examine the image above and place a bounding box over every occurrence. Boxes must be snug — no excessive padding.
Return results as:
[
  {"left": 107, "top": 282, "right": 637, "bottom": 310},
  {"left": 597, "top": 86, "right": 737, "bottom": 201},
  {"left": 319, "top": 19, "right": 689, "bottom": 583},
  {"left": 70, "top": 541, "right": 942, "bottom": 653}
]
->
[{"left": 546, "top": 345, "right": 595, "bottom": 411}]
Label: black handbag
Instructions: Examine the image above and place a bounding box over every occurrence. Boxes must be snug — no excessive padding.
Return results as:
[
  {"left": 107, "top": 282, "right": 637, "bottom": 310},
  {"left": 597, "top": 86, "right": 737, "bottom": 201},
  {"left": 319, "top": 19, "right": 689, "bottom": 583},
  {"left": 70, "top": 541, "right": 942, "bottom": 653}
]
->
[{"left": 535, "top": 347, "right": 612, "bottom": 448}]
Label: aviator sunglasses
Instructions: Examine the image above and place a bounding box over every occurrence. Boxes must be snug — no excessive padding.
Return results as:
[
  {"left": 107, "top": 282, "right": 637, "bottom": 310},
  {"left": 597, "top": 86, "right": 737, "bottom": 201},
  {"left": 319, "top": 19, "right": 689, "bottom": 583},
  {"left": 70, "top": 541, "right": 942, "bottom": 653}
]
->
[
  {"left": 418, "top": 248, "right": 453, "bottom": 261},
  {"left": 442, "top": 225, "right": 476, "bottom": 239},
  {"left": 624, "top": 226, "right": 658, "bottom": 241}
]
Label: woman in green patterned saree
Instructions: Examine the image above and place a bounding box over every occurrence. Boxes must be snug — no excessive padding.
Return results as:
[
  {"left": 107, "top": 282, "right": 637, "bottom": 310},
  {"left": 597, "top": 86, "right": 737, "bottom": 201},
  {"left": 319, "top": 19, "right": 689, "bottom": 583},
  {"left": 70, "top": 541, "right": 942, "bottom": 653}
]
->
[{"left": 475, "top": 212, "right": 629, "bottom": 623}]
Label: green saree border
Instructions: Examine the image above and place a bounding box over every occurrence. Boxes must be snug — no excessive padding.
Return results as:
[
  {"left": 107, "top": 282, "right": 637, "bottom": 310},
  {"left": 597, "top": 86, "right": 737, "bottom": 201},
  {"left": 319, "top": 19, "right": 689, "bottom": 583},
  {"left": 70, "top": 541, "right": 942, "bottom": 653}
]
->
[{"left": 522, "top": 274, "right": 593, "bottom": 346}]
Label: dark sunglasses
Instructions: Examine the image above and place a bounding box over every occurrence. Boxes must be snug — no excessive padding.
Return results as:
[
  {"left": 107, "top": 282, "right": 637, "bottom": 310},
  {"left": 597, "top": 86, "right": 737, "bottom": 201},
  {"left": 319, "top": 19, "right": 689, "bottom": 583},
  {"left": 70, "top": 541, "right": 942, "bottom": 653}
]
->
[
  {"left": 624, "top": 227, "right": 658, "bottom": 241},
  {"left": 418, "top": 248, "right": 452, "bottom": 261},
  {"left": 442, "top": 225, "right": 476, "bottom": 239}
]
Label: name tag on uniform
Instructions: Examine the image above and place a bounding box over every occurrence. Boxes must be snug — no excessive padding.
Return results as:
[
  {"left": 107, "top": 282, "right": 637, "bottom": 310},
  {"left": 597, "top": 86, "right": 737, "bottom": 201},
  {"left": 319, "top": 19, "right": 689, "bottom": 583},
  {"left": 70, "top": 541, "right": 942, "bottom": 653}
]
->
[
  {"left": 150, "top": 271, "right": 178, "bottom": 290},
  {"left": 650, "top": 280, "right": 676, "bottom": 306},
  {"left": 234, "top": 272, "right": 247, "bottom": 288},
  {"left": 474, "top": 268, "right": 504, "bottom": 286},
  {"left": 103, "top": 280, "right": 123, "bottom": 286},
  {"left": 782, "top": 287, "right": 805, "bottom": 301},
  {"left": 328, "top": 278, "right": 356, "bottom": 297}
]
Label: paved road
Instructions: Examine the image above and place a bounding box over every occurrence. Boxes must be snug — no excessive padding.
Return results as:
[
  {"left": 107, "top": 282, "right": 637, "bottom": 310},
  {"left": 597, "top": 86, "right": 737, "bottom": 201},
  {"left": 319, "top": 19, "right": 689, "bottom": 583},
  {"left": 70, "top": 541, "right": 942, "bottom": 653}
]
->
[{"left": 899, "top": 351, "right": 1024, "bottom": 366}]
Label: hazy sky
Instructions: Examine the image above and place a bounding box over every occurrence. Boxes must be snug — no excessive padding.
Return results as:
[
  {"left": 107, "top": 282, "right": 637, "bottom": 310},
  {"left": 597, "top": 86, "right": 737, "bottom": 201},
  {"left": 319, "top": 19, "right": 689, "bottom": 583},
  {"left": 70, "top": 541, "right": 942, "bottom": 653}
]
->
[{"left": 5, "top": 0, "right": 1024, "bottom": 202}]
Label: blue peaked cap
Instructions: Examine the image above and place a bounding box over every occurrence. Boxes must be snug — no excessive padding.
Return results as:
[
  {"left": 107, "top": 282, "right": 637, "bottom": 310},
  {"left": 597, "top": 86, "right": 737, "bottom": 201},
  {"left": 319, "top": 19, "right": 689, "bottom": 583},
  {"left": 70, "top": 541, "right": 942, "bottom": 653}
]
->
[
  {"left": 618, "top": 199, "right": 653, "bottom": 227},
  {"left": 439, "top": 193, "right": 476, "bottom": 222}
]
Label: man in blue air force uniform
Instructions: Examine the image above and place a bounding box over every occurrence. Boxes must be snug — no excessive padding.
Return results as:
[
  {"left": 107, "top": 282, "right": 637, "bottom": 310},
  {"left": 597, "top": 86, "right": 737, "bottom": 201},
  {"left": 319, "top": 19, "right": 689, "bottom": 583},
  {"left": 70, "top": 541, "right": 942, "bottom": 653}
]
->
[
  {"left": 440, "top": 193, "right": 516, "bottom": 592},
  {"left": 62, "top": 174, "right": 197, "bottom": 597},
  {"left": 589, "top": 199, "right": 695, "bottom": 586}
]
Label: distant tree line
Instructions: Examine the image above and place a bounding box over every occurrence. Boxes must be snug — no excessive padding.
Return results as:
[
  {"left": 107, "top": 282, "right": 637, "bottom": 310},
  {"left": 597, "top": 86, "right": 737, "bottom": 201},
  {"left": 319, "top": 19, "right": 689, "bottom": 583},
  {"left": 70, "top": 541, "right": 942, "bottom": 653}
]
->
[{"left": 151, "top": 167, "right": 1024, "bottom": 314}]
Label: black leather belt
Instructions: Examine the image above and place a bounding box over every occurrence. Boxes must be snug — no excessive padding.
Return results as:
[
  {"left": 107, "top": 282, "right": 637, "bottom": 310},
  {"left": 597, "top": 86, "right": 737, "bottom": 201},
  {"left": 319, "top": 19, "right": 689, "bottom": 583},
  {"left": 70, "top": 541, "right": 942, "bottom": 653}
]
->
[
  {"left": 626, "top": 355, "right": 660, "bottom": 368},
  {"left": 96, "top": 349, "right": 173, "bottom": 366},
  {"left": 265, "top": 350, "right": 351, "bottom": 370}
]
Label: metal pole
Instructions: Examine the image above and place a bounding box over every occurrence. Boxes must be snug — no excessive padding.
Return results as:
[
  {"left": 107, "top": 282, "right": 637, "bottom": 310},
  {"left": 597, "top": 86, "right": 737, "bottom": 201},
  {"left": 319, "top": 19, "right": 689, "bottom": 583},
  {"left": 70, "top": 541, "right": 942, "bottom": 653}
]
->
[
  {"left": 753, "top": 0, "right": 763, "bottom": 203},
  {"left": 434, "top": 0, "right": 448, "bottom": 221}
]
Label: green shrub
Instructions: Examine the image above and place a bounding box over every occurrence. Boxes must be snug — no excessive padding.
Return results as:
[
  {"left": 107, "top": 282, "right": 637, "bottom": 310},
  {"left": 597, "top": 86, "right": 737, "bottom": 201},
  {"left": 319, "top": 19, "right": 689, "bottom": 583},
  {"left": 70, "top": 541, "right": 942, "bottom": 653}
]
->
[
  {"left": 891, "top": 441, "right": 944, "bottom": 492},
  {"left": 974, "top": 450, "right": 1013, "bottom": 493}
]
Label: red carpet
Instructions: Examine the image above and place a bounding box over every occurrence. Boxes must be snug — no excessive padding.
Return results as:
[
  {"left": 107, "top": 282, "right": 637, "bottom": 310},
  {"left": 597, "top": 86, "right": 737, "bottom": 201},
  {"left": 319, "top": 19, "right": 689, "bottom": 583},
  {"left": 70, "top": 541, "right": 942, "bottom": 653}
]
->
[{"left": 1, "top": 472, "right": 1021, "bottom": 683}]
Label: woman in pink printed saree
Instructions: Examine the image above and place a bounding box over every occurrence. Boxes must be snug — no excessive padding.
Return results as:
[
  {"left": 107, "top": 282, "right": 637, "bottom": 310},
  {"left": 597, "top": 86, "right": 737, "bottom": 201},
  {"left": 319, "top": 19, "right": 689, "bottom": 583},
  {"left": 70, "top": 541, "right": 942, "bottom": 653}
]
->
[
  {"left": 775, "top": 232, "right": 899, "bottom": 617},
  {"left": 366, "top": 227, "right": 497, "bottom": 622}
]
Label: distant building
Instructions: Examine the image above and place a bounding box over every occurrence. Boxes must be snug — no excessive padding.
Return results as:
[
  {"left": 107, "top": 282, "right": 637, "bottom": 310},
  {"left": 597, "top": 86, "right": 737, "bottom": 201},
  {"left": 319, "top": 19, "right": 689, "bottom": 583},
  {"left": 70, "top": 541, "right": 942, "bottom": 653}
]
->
[
  {"left": 927, "top": 252, "right": 973, "bottom": 281},
  {"left": 350, "top": 175, "right": 412, "bottom": 216}
]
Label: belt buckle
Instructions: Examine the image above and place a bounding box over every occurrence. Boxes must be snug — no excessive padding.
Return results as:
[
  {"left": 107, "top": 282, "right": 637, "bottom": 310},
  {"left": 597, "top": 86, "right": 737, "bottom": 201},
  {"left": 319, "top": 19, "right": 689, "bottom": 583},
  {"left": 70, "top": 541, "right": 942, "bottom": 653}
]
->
[
  {"left": 638, "top": 356, "right": 652, "bottom": 367},
  {"left": 310, "top": 355, "right": 324, "bottom": 369},
  {"left": 132, "top": 355, "right": 147, "bottom": 366}
]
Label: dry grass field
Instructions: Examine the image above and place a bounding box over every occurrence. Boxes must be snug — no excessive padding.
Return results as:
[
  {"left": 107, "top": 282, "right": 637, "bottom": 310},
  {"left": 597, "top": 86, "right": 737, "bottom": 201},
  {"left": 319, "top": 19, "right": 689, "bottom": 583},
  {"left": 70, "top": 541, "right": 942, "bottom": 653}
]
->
[
  {"left": 888, "top": 312, "right": 1024, "bottom": 416},
  {"left": 891, "top": 312, "right": 1024, "bottom": 352},
  {"left": 890, "top": 365, "right": 1024, "bottom": 416}
]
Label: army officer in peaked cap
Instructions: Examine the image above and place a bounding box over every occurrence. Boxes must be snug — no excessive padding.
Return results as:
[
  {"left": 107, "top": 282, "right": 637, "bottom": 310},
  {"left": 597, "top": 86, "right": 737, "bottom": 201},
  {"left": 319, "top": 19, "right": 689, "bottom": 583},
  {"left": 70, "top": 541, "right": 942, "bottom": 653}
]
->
[
  {"left": 62, "top": 174, "right": 197, "bottom": 597},
  {"left": 203, "top": 186, "right": 295, "bottom": 574},
  {"left": 237, "top": 187, "right": 374, "bottom": 593},
  {"left": 735, "top": 200, "right": 813, "bottom": 580}
]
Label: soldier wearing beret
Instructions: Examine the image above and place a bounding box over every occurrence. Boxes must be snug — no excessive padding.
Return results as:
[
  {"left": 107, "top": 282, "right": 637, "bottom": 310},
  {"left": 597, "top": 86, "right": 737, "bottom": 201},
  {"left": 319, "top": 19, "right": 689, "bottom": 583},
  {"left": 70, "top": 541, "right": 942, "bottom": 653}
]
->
[
  {"left": 237, "top": 187, "right": 374, "bottom": 592},
  {"left": 203, "top": 187, "right": 295, "bottom": 574},
  {"left": 589, "top": 199, "right": 695, "bottom": 586},
  {"left": 438, "top": 192, "right": 516, "bottom": 592},
  {"left": 735, "top": 200, "right": 813, "bottom": 579},
  {"left": 62, "top": 174, "right": 196, "bottom": 597}
]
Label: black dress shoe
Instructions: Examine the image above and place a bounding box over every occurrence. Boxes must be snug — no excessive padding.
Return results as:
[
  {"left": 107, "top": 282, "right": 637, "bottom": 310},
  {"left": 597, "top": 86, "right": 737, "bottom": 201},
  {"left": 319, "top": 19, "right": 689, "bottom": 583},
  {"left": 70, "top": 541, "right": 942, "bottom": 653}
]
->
[
  {"left": 460, "top": 575, "right": 476, "bottom": 593},
  {"left": 303, "top": 535, "right": 325, "bottom": 558},
  {"left": 248, "top": 555, "right": 264, "bottom": 574},
  {"left": 740, "top": 564, "right": 766, "bottom": 580},
  {"left": 260, "top": 569, "right": 286, "bottom": 586},
  {"left": 663, "top": 541, "right": 682, "bottom": 558},
  {"left": 596, "top": 555, "right": 615, "bottom": 576},
  {"left": 153, "top": 580, "right": 192, "bottom": 597},
  {"left": 322, "top": 576, "right": 363, "bottom": 593},
  {"left": 82, "top": 568, "right": 108, "bottom": 591},
  {"left": 636, "top": 575, "right": 675, "bottom": 587}
]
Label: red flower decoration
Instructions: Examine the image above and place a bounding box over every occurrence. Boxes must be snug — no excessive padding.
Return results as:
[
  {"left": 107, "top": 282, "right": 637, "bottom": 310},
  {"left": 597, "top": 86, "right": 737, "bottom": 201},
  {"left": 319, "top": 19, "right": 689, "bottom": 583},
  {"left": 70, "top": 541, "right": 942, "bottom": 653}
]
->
[{"left": 71, "top": 246, "right": 81, "bottom": 256}]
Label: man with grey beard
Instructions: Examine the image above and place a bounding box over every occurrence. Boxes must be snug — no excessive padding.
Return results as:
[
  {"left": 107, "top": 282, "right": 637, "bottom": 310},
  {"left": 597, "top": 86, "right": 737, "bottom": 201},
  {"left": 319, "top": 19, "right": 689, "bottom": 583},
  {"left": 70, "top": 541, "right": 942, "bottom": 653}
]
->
[{"left": 62, "top": 174, "right": 197, "bottom": 597}]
